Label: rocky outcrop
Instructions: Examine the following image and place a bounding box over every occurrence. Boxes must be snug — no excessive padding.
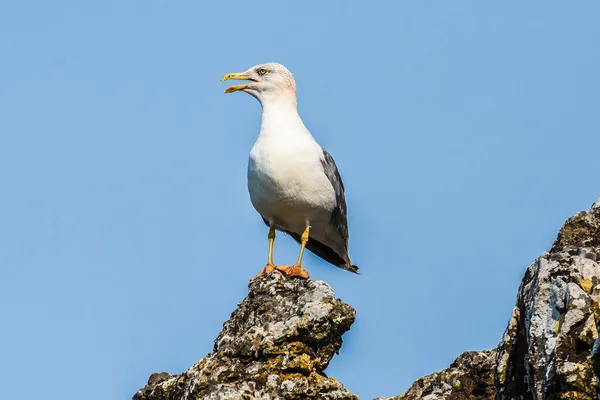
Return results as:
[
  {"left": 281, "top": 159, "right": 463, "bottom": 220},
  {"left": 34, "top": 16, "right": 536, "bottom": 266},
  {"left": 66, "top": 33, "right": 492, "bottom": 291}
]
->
[
  {"left": 135, "top": 200, "right": 600, "bottom": 400},
  {"left": 381, "top": 199, "right": 600, "bottom": 400},
  {"left": 375, "top": 350, "right": 497, "bottom": 400},
  {"left": 495, "top": 199, "right": 600, "bottom": 399},
  {"left": 133, "top": 274, "right": 358, "bottom": 400}
]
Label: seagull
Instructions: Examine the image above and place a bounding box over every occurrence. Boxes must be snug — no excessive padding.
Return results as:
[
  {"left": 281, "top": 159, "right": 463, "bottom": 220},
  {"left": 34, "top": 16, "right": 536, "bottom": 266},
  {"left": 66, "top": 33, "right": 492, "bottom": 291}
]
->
[{"left": 221, "top": 62, "right": 358, "bottom": 279}]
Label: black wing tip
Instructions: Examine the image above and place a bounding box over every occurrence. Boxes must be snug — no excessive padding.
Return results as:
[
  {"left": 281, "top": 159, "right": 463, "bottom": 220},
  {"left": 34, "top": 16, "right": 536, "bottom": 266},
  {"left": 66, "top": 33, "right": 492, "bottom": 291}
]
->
[{"left": 341, "top": 264, "right": 360, "bottom": 274}]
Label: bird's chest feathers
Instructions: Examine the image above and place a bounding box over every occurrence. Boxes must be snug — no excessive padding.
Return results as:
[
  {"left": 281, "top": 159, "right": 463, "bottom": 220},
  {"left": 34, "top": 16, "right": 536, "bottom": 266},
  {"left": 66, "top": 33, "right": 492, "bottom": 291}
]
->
[{"left": 248, "top": 138, "right": 335, "bottom": 216}]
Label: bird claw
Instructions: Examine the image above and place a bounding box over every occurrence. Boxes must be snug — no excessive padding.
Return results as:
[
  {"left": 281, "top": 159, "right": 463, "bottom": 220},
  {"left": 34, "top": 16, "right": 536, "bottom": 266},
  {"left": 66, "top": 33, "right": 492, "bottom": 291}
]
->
[
  {"left": 274, "top": 264, "right": 310, "bottom": 279},
  {"left": 251, "top": 264, "right": 310, "bottom": 281},
  {"left": 251, "top": 263, "right": 280, "bottom": 281}
]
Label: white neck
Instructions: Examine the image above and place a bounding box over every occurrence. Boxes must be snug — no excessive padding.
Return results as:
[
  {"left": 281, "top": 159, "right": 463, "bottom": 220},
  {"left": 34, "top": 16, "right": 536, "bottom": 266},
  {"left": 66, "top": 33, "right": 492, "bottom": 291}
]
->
[{"left": 258, "top": 93, "right": 310, "bottom": 140}]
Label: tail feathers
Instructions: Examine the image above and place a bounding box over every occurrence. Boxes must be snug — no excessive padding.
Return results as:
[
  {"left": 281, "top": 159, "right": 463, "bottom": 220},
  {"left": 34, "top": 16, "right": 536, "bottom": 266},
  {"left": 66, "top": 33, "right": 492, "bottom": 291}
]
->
[{"left": 341, "top": 264, "right": 360, "bottom": 274}]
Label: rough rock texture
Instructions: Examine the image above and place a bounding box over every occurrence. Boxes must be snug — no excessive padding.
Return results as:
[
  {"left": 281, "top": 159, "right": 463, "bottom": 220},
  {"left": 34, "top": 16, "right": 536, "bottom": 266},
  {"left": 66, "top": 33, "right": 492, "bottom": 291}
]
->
[
  {"left": 496, "top": 199, "right": 600, "bottom": 400},
  {"left": 381, "top": 199, "right": 600, "bottom": 400},
  {"left": 133, "top": 273, "right": 358, "bottom": 400},
  {"left": 376, "top": 351, "right": 497, "bottom": 400}
]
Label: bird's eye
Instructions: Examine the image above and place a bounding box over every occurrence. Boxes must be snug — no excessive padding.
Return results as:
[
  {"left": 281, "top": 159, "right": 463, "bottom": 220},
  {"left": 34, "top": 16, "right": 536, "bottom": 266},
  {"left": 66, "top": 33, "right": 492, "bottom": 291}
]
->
[{"left": 257, "top": 68, "right": 268, "bottom": 76}]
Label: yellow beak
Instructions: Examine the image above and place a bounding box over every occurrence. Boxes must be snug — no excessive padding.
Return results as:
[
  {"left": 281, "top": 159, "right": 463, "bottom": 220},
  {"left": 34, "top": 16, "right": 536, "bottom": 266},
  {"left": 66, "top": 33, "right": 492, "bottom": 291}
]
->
[{"left": 221, "top": 73, "right": 253, "bottom": 93}]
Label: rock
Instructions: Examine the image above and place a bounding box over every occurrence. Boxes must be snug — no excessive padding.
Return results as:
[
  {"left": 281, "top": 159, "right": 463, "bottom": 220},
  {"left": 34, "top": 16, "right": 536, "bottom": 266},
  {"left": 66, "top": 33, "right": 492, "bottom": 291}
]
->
[
  {"left": 375, "top": 350, "right": 496, "bottom": 400},
  {"left": 133, "top": 273, "right": 358, "bottom": 400},
  {"left": 147, "top": 373, "right": 172, "bottom": 386},
  {"left": 496, "top": 199, "right": 600, "bottom": 399},
  {"left": 380, "top": 199, "right": 600, "bottom": 400},
  {"left": 136, "top": 200, "right": 600, "bottom": 399}
]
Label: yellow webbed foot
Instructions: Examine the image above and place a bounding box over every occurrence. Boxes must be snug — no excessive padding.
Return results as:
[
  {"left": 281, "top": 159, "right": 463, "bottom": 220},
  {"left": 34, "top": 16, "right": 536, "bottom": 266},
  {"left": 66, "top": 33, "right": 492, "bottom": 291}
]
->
[{"left": 275, "top": 264, "right": 310, "bottom": 279}]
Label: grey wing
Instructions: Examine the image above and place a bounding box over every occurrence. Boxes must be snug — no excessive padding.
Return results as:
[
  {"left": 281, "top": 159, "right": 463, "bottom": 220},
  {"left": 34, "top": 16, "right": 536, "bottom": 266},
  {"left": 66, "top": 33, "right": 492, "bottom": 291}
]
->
[{"left": 320, "top": 148, "right": 349, "bottom": 250}]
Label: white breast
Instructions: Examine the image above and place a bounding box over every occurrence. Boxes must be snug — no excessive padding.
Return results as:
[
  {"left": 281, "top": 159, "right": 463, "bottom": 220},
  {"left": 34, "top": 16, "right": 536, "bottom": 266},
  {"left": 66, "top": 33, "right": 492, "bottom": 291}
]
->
[{"left": 247, "top": 127, "right": 335, "bottom": 234}]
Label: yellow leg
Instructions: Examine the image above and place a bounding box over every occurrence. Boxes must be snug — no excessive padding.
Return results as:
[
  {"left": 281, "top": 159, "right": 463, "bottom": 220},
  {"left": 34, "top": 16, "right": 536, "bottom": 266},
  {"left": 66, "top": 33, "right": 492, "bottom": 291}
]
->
[
  {"left": 251, "top": 224, "right": 278, "bottom": 280},
  {"left": 267, "top": 225, "right": 276, "bottom": 266},
  {"left": 275, "top": 226, "right": 310, "bottom": 279},
  {"left": 296, "top": 226, "right": 310, "bottom": 265}
]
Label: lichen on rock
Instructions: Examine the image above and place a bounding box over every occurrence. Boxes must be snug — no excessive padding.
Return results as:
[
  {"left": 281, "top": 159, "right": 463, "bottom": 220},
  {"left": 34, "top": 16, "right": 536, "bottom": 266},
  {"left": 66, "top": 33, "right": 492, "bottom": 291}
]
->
[
  {"left": 496, "top": 199, "right": 600, "bottom": 400},
  {"left": 133, "top": 273, "right": 358, "bottom": 400}
]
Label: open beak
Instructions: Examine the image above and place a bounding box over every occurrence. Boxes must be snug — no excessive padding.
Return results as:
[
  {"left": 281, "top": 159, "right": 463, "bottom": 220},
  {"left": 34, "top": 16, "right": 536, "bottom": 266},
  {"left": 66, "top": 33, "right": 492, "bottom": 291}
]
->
[{"left": 221, "top": 73, "right": 257, "bottom": 93}]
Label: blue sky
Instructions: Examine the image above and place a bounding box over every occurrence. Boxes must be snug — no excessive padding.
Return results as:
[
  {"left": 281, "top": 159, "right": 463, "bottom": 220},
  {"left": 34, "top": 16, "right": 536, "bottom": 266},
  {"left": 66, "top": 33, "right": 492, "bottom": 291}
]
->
[{"left": 1, "top": 2, "right": 599, "bottom": 399}]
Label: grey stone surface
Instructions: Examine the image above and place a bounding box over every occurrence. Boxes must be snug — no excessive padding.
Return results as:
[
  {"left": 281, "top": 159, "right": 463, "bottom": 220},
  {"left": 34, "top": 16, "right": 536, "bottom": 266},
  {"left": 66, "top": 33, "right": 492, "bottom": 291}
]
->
[
  {"left": 495, "top": 199, "right": 600, "bottom": 399},
  {"left": 133, "top": 273, "right": 358, "bottom": 400}
]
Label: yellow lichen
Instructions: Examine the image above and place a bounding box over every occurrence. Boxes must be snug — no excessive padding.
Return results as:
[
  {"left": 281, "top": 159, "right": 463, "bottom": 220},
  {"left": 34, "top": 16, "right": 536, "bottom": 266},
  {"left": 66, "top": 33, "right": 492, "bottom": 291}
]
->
[
  {"left": 578, "top": 314, "right": 598, "bottom": 343},
  {"left": 580, "top": 279, "right": 593, "bottom": 294},
  {"left": 196, "top": 358, "right": 207, "bottom": 371},
  {"left": 592, "top": 300, "right": 600, "bottom": 324},
  {"left": 558, "top": 391, "right": 594, "bottom": 400},
  {"left": 286, "top": 353, "right": 313, "bottom": 371},
  {"left": 555, "top": 313, "right": 565, "bottom": 335}
]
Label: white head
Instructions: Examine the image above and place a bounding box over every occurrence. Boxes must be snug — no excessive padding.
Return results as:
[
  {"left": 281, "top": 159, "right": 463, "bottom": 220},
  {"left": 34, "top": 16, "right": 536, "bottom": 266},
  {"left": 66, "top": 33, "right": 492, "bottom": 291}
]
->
[{"left": 221, "top": 62, "right": 297, "bottom": 107}]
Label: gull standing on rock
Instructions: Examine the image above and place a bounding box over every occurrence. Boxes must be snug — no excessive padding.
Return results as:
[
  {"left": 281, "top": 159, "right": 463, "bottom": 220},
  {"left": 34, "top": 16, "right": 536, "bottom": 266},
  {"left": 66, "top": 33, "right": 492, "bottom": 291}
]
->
[{"left": 221, "top": 63, "right": 358, "bottom": 279}]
